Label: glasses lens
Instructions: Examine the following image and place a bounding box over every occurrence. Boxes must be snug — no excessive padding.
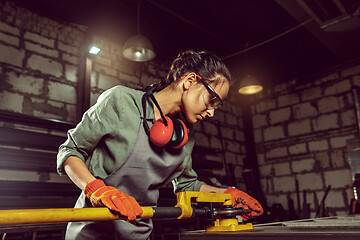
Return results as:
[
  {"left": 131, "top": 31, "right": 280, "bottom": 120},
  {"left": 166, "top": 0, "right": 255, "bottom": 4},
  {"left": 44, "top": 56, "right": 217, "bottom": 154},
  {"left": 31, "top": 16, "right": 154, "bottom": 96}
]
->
[
  {"left": 203, "top": 94, "right": 222, "bottom": 110},
  {"left": 197, "top": 76, "right": 223, "bottom": 110},
  {"left": 210, "top": 96, "right": 222, "bottom": 109}
]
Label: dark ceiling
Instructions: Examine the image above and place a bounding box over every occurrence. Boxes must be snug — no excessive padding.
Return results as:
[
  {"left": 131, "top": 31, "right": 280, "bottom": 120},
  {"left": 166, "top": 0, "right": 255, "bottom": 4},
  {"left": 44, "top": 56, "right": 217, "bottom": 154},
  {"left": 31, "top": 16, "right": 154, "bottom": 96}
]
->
[{"left": 13, "top": 0, "right": 360, "bottom": 88}]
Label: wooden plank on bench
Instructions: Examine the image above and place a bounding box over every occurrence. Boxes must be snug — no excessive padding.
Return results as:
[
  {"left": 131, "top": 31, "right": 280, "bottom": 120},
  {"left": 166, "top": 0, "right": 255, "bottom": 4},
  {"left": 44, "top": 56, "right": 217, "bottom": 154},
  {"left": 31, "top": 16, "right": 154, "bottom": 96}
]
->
[
  {"left": 0, "top": 147, "right": 57, "bottom": 172},
  {"left": 0, "top": 126, "right": 67, "bottom": 151},
  {"left": 0, "top": 180, "right": 80, "bottom": 198},
  {"left": 0, "top": 110, "right": 75, "bottom": 131}
]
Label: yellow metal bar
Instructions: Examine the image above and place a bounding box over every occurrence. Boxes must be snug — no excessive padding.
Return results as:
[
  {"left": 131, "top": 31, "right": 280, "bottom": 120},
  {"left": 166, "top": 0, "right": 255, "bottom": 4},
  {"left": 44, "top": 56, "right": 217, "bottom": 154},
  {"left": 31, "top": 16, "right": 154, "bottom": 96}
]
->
[
  {"left": 0, "top": 192, "right": 236, "bottom": 227},
  {"left": 0, "top": 207, "right": 154, "bottom": 227}
]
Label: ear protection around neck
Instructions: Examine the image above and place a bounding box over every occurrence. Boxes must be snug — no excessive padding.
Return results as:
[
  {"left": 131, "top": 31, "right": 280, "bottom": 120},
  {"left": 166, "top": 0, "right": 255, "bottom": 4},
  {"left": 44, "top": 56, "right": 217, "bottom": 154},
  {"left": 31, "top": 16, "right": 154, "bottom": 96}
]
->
[{"left": 142, "top": 90, "right": 189, "bottom": 149}]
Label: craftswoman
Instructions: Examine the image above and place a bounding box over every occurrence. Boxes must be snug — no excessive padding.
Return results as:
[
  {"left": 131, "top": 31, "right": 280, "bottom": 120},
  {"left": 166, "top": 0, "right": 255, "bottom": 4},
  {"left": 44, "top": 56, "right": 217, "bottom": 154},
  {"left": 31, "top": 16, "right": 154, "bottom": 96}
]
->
[{"left": 57, "top": 50, "right": 263, "bottom": 239}]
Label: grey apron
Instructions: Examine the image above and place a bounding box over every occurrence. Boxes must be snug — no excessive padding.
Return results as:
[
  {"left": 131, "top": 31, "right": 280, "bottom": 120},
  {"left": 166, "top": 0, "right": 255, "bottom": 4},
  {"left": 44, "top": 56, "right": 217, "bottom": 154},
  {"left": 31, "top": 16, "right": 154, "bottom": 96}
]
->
[{"left": 65, "top": 119, "right": 186, "bottom": 240}]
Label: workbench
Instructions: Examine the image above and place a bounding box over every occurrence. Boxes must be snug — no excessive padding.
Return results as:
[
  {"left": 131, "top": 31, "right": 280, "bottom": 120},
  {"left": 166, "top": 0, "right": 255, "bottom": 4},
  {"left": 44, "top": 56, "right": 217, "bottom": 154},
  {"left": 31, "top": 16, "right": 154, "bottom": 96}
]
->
[{"left": 162, "top": 215, "right": 360, "bottom": 240}]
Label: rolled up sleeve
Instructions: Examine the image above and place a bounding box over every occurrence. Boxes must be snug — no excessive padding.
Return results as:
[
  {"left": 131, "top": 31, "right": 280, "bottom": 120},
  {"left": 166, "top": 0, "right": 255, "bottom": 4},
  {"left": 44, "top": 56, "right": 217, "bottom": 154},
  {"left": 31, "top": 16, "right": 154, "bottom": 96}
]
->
[{"left": 56, "top": 88, "right": 123, "bottom": 175}]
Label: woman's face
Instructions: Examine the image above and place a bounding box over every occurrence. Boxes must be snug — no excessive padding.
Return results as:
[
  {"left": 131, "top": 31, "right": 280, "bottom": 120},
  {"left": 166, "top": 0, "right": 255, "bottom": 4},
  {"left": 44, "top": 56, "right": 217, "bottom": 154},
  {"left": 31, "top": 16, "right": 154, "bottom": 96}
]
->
[{"left": 182, "top": 78, "right": 230, "bottom": 124}]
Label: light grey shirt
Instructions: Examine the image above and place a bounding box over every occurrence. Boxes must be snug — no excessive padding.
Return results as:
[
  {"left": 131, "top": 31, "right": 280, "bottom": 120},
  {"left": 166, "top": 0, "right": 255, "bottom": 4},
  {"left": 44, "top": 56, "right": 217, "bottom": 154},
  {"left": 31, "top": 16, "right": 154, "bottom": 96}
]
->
[{"left": 57, "top": 85, "right": 205, "bottom": 192}]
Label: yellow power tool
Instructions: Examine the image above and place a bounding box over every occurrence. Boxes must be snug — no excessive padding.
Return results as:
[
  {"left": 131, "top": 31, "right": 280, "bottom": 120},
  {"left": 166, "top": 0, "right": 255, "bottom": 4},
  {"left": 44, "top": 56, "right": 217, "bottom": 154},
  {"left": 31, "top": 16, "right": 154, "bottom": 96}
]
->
[{"left": 0, "top": 191, "right": 253, "bottom": 232}]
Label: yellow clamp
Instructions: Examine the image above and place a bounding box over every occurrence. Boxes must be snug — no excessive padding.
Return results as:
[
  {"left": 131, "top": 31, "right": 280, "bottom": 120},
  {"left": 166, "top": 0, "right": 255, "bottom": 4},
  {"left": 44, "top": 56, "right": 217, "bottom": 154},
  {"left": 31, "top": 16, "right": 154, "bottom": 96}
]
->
[
  {"left": 175, "top": 191, "right": 233, "bottom": 219},
  {"left": 206, "top": 219, "right": 253, "bottom": 232}
]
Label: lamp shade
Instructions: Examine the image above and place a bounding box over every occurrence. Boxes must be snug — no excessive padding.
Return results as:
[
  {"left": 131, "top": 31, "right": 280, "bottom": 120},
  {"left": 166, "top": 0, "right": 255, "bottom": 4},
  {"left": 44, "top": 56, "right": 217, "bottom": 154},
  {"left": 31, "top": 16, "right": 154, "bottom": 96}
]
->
[
  {"left": 238, "top": 74, "right": 263, "bottom": 95},
  {"left": 123, "top": 34, "right": 156, "bottom": 62}
]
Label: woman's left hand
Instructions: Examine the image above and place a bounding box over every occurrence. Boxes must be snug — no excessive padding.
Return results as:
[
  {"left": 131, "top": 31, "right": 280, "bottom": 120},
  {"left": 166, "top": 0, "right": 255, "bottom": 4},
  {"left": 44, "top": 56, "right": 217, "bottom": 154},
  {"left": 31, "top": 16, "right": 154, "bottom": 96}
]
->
[{"left": 225, "top": 187, "right": 263, "bottom": 221}]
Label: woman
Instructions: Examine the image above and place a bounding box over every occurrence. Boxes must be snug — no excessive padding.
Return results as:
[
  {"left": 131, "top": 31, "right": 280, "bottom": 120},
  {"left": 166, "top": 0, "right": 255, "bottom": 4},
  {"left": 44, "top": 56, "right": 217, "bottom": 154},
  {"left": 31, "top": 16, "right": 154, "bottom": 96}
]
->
[{"left": 57, "top": 50, "right": 263, "bottom": 239}]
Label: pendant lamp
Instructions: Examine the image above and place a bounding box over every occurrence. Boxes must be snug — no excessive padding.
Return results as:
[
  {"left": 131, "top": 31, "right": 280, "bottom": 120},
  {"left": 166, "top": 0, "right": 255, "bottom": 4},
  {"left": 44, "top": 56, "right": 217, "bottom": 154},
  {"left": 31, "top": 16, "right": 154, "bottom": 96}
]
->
[
  {"left": 123, "top": 0, "right": 156, "bottom": 62},
  {"left": 238, "top": 42, "right": 263, "bottom": 95},
  {"left": 238, "top": 74, "right": 263, "bottom": 95}
]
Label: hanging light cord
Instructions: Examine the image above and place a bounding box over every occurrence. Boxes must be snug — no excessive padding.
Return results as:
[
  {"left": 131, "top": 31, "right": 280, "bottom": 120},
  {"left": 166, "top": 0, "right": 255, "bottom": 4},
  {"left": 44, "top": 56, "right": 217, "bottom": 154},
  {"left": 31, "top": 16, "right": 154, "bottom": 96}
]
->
[
  {"left": 222, "top": 18, "right": 314, "bottom": 60},
  {"left": 137, "top": 0, "right": 141, "bottom": 34},
  {"left": 146, "top": 0, "right": 313, "bottom": 59},
  {"left": 146, "top": 0, "right": 221, "bottom": 40}
]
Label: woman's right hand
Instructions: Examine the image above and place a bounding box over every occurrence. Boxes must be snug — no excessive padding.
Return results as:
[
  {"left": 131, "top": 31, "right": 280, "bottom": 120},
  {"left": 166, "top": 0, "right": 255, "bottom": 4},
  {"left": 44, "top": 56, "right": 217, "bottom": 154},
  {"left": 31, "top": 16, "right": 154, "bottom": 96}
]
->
[
  {"left": 84, "top": 179, "right": 143, "bottom": 221},
  {"left": 63, "top": 157, "right": 143, "bottom": 221}
]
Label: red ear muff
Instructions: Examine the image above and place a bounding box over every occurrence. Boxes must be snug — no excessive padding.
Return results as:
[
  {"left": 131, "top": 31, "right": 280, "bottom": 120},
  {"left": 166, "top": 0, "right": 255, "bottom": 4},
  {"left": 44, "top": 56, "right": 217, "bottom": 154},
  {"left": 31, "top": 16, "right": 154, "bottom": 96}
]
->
[
  {"left": 168, "top": 118, "right": 188, "bottom": 149},
  {"left": 149, "top": 116, "right": 174, "bottom": 147},
  {"left": 142, "top": 90, "right": 189, "bottom": 149}
]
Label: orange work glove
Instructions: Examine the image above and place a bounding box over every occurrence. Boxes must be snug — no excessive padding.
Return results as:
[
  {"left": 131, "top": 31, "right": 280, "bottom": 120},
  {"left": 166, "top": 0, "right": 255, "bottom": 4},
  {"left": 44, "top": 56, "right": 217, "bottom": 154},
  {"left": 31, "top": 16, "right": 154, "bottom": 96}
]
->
[
  {"left": 225, "top": 187, "right": 263, "bottom": 221},
  {"left": 84, "top": 179, "right": 143, "bottom": 221}
]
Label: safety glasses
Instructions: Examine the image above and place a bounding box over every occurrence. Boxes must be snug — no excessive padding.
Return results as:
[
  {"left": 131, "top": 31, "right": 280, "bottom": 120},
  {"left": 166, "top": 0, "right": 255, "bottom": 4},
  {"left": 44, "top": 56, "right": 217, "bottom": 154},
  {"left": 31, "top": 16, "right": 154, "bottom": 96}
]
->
[
  {"left": 181, "top": 74, "right": 224, "bottom": 110},
  {"left": 196, "top": 75, "right": 223, "bottom": 110}
]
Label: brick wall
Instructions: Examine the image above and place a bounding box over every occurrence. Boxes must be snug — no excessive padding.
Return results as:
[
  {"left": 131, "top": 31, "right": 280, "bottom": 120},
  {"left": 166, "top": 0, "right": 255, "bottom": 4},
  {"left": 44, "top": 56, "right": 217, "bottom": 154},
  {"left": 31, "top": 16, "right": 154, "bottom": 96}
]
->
[
  {"left": 193, "top": 96, "right": 246, "bottom": 188},
  {"left": 0, "top": 1, "right": 84, "bottom": 122},
  {"left": 88, "top": 37, "right": 168, "bottom": 107},
  {"left": 0, "top": 1, "right": 246, "bottom": 187},
  {"left": 0, "top": 1, "right": 168, "bottom": 122},
  {"left": 253, "top": 62, "right": 360, "bottom": 216}
]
